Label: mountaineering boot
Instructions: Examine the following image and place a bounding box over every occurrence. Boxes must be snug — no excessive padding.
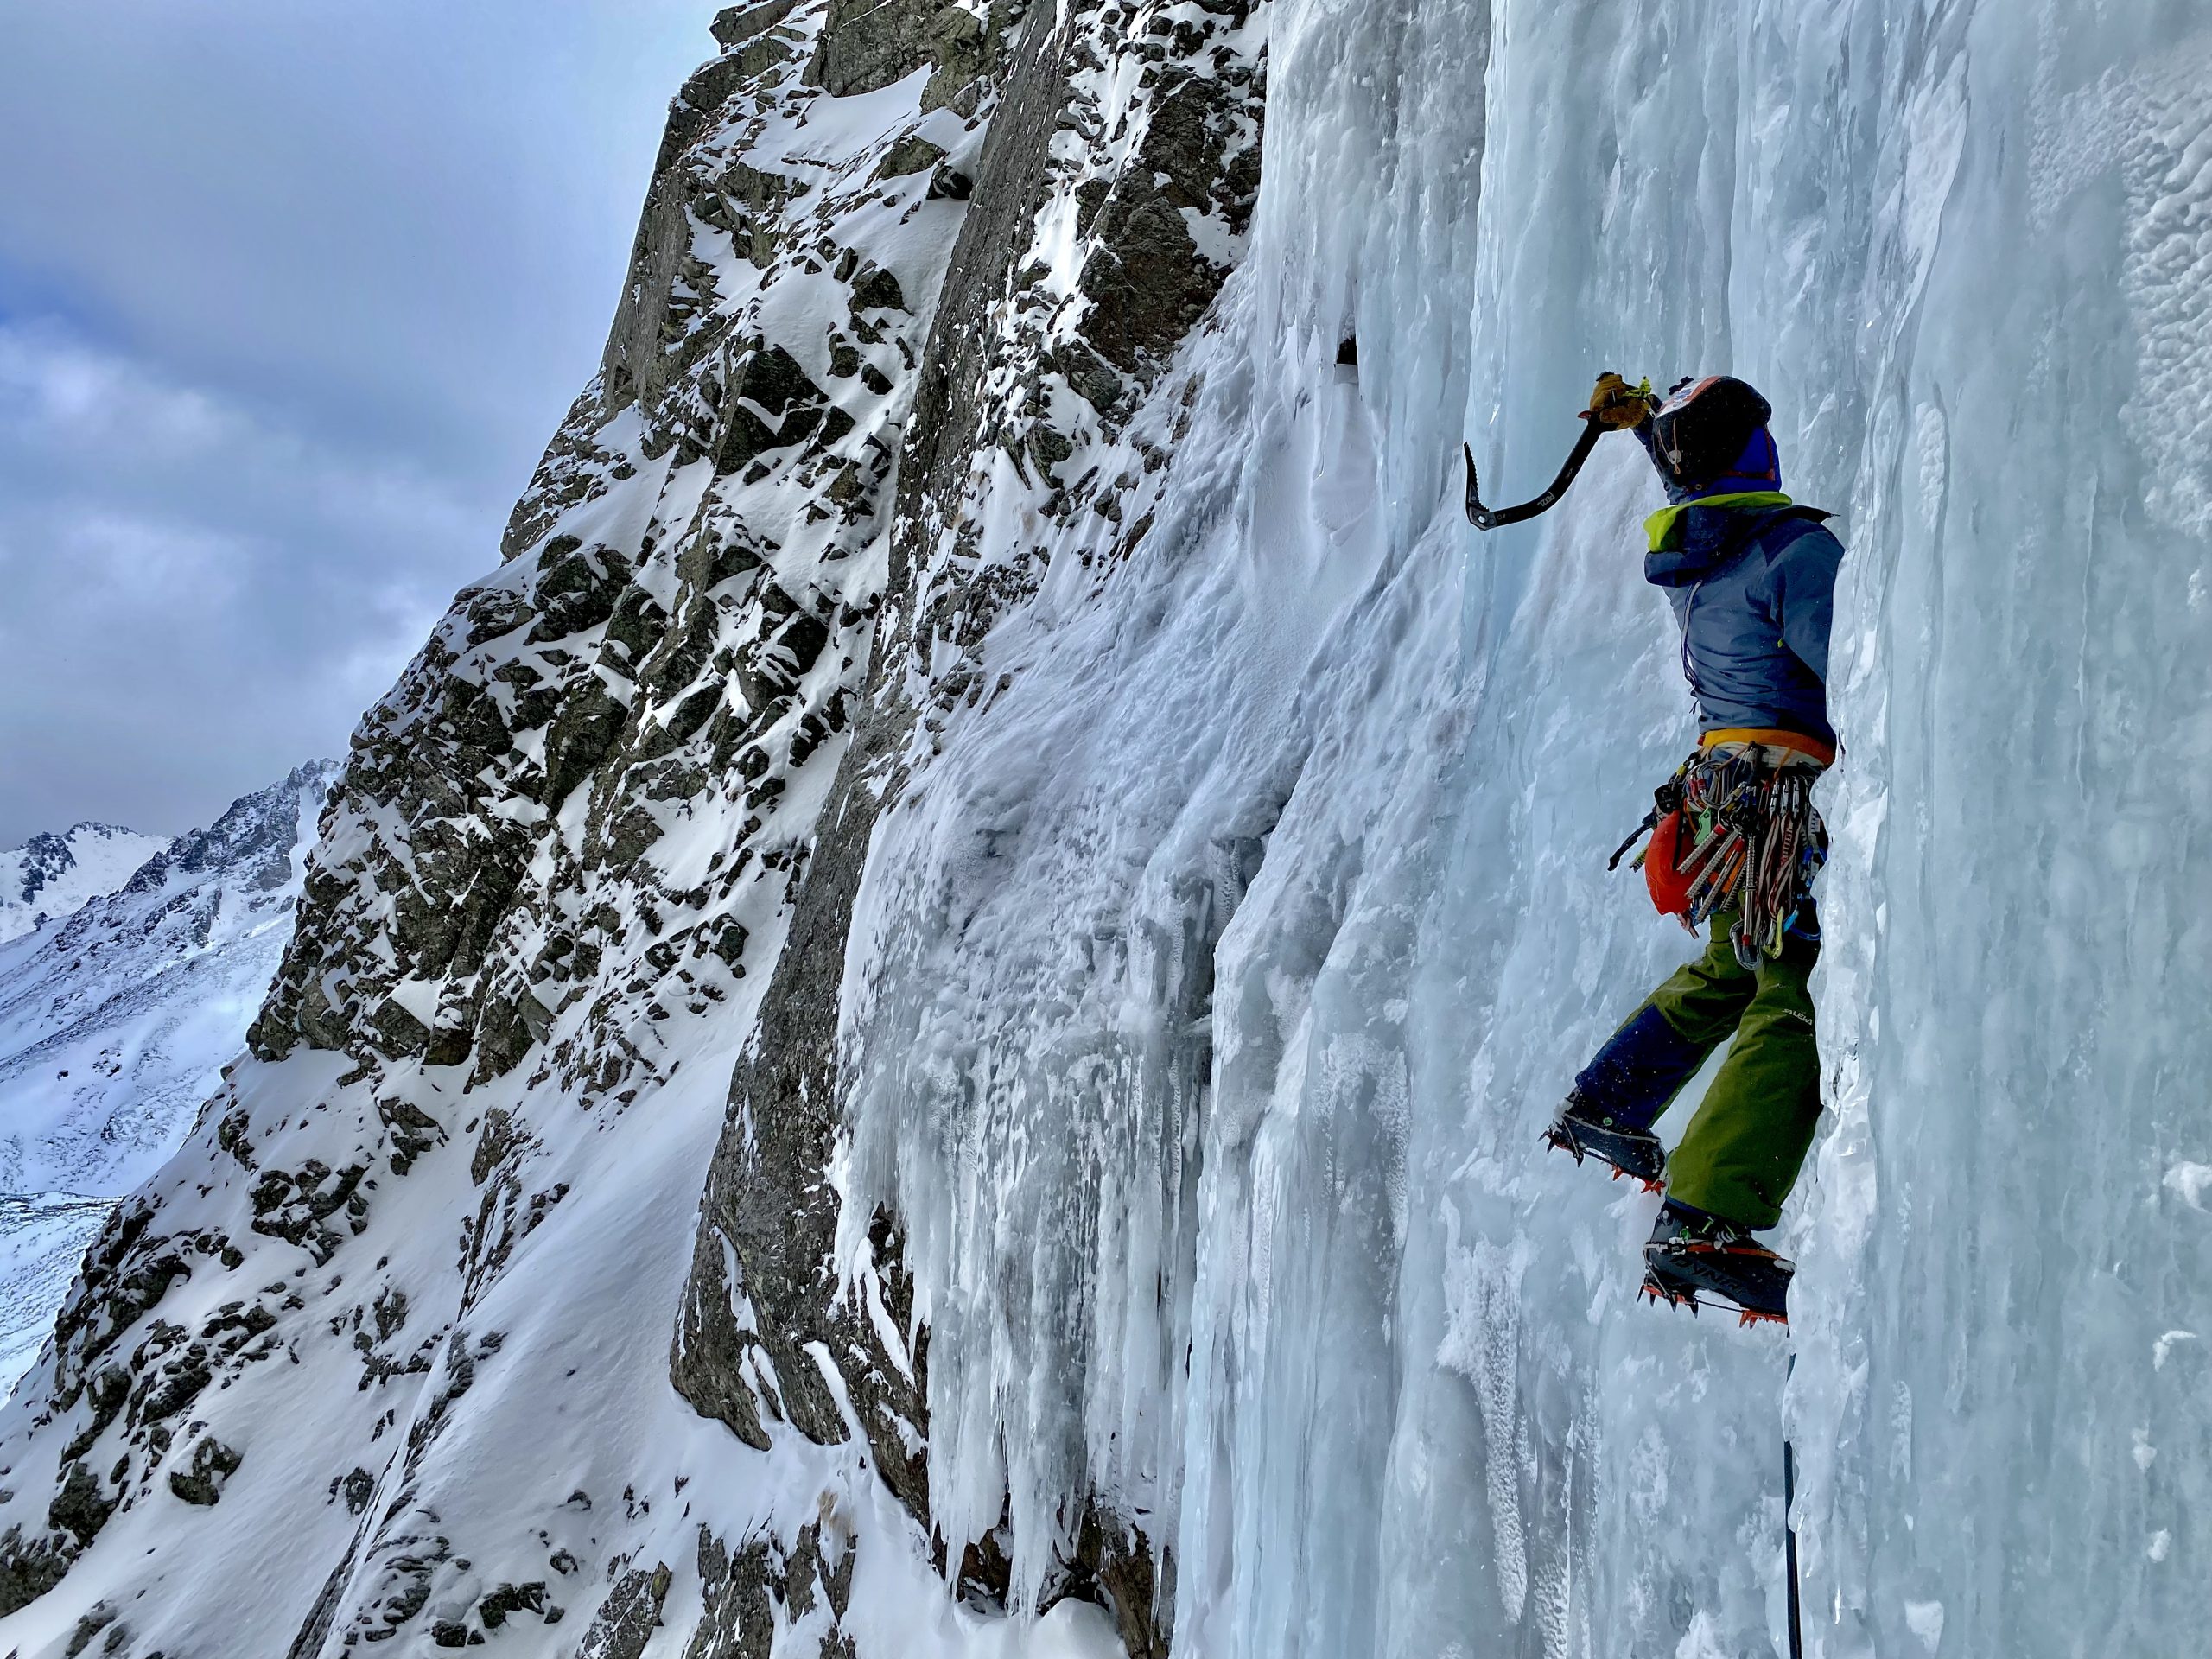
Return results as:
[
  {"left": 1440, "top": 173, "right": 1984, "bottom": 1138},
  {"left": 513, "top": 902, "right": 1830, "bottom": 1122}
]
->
[
  {"left": 1543, "top": 1090, "right": 1666, "bottom": 1190},
  {"left": 1641, "top": 1198, "right": 1793, "bottom": 1325}
]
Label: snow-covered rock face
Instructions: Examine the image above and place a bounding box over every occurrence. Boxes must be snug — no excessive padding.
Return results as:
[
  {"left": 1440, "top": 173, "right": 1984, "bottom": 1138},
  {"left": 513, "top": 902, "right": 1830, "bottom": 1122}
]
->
[
  {"left": 0, "top": 826, "right": 170, "bottom": 947},
  {"left": 2, "top": 3, "right": 2209, "bottom": 1657},
  {"left": 0, "top": 764, "right": 336, "bottom": 1389}
]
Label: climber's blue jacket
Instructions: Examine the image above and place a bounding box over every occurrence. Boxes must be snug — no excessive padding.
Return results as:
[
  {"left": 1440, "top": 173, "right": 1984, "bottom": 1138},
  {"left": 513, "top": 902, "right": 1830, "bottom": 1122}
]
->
[{"left": 1634, "top": 425, "right": 1844, "bottom": 751}]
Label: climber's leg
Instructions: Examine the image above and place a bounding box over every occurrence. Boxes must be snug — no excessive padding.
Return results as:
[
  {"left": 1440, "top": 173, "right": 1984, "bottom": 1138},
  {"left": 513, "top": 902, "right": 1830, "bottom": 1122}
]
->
[
  {"left": 1662, "top": 918, "right": 1822, "bottom": 1230},
  {"left": 1571, "top": 916, "right": 1760, "bottom": 1130}
]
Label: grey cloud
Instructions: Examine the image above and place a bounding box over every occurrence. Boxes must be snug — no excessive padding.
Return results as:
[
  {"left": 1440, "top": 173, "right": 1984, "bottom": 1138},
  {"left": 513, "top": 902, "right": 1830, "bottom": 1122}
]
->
[
  {"left": 0, "top": 0, "right": 720, "bottom": 843},
  {"left": 0, "top": 321, "right": 473, "bottom": 839}
]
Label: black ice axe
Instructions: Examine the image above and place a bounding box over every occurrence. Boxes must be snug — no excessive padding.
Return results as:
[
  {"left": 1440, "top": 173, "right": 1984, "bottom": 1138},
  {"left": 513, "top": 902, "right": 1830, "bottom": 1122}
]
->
[{"left": 1461, "top": 411, "right": 1605, "bottom": 531}]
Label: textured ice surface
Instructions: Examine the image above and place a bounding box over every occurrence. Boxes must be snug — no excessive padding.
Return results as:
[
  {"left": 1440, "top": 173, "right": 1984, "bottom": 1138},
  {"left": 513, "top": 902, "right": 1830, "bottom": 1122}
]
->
[{"left": 841, "top": 3, "right": 2212, "bottom": 1655}]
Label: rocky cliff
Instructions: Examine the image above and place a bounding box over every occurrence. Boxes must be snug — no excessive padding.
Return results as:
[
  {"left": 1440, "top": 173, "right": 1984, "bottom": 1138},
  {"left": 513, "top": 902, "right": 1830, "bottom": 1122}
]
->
[{"left": 0, "top": 3, "right": 1260, "bottom": 1653}]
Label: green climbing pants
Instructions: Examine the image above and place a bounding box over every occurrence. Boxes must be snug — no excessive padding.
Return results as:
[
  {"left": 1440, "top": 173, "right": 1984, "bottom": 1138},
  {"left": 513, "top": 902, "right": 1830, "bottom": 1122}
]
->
[{"left": 1642, "top": 908, "right": 1822, "bottom": 1230}]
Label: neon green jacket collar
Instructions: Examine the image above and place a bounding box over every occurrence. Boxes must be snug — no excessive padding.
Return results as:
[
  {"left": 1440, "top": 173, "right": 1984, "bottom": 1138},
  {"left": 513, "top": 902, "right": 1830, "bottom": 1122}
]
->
[{"left": 1644, "top": 491, "right": 1793, "bottom": 552}]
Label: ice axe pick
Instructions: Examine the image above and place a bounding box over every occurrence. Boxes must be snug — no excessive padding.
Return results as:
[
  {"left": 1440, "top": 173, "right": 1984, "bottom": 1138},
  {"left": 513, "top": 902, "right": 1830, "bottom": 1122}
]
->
[{"left": 1461, "top": 410, "right": 1606, "bottom": 531}]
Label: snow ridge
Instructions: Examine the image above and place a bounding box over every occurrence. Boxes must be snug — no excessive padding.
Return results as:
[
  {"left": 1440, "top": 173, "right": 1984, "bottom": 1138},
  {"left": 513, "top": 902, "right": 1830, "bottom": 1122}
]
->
[
  {"left": 0, "top": 763, "right": 336, "bottom": 1390},
  {"left": 0, "top": 824, "right": 171, "bottom": 947}
]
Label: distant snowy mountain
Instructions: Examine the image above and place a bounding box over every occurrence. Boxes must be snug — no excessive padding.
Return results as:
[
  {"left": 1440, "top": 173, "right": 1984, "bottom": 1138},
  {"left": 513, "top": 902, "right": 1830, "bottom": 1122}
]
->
[
  {"left": 0, "top": 823, "right": 170, "bottom": 946},
  {"left": 0, "top": 762, "right": 335, "bottom": 1388}
]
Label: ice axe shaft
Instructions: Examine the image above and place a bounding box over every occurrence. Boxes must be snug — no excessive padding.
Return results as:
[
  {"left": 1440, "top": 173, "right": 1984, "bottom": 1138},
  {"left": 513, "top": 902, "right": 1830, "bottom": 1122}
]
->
[{"left": 1462, "top": 412, "right": 1605, "bottom": 531}]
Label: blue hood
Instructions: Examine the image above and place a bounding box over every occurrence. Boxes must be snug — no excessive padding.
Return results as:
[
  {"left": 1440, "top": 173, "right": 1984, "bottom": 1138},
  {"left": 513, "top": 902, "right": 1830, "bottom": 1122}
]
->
[
  {"left": 1664, "top": 426, "right": 1783, "bottom": 505},
  {"left": 1672, "top": 429, "right": 1778, "bottom": 506}
]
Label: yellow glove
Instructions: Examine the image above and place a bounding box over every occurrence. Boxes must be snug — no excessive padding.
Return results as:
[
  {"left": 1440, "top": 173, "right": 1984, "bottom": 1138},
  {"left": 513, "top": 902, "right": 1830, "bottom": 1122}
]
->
[{"left": 1587, "top": 371, "right": 1655, "bottom": 429}]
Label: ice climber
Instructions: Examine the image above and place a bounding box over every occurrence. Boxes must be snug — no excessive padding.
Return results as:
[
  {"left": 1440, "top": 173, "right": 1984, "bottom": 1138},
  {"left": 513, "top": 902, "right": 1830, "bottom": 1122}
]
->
[{"left": 1544, "top": 372, "right": 1844, "bottom": 1325}]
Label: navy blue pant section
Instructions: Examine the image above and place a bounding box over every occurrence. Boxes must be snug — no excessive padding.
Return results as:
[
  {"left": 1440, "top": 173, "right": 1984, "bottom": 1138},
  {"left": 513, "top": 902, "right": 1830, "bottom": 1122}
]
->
[{"left": 1571, "top": 1002, "right": 1709, "bottom": 1132}]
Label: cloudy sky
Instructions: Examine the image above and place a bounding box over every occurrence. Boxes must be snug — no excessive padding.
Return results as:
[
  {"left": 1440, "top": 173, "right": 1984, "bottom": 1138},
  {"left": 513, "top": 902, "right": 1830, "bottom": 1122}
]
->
[{"left": 0, "top": 1, "right": 721, "bottom": 845}]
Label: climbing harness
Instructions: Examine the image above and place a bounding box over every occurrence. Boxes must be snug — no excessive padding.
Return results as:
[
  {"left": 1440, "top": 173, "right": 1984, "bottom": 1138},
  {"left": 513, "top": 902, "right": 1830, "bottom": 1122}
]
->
[
  {"left": 1462, "top": 415, "right": 1605, "bottom": 530},
  {"left": 1609, "top": 741, "right": 1828, "bottom": 969}
]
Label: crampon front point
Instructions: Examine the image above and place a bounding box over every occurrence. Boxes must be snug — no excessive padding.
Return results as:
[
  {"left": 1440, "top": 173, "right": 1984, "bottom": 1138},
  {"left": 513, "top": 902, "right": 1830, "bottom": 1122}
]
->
[
  {"left": 1641, "top": 1237, "right": 1793, "bottom": 1328},
  {"left": 1542, "top": 1122, "right": 1666, "bottom": 1192},
  {"left": 1541, "top": 1094, "right": 1668, "bottom": 1192}
]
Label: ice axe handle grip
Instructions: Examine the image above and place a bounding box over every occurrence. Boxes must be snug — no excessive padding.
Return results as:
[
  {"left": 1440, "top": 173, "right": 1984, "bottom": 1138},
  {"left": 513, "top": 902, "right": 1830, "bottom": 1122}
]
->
[{"left": 1463, "top": 413, "right": 1605, "bottom": 531}]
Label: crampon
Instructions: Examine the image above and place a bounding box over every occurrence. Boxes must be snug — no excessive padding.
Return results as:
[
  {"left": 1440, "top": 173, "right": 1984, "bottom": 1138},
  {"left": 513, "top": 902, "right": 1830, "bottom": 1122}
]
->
[
  {"left": 1541, "top": 1094, "right": 1666, "bottom": 1192},
  {"left": 1641, "top": 1236, "right": 1793, "bottom": 1328}
]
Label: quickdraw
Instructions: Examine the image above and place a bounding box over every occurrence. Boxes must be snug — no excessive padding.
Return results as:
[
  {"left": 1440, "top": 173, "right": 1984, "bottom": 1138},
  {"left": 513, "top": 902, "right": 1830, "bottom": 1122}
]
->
[{"left": 1616, "top": 745, "right": 1827, "bottom": 966}]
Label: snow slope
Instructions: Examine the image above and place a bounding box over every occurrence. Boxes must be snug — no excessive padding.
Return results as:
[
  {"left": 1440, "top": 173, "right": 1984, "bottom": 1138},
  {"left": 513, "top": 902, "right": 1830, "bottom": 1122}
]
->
[
  {"left": 0, "top": 825, "right": 169, "bottom": 947},
  {"left": 0, "top": 764, "right": 335, "bottom": 1389},
  {"left": 1, "top": 4, "right": 2209, "bottom": 1658}
]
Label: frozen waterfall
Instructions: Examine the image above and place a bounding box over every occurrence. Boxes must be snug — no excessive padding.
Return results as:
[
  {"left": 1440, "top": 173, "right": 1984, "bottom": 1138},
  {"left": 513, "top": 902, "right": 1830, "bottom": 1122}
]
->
[{"left": 837, "top": 3, "right": 2212, "bottom": 1656}]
